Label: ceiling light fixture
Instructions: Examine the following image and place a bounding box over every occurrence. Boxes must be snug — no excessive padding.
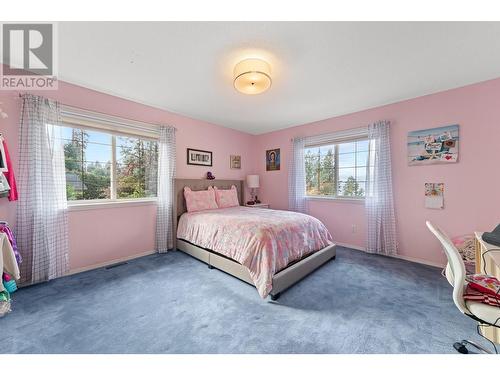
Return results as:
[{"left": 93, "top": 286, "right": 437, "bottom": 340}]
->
[{"left": 233, "top": 58, "right": 272, "bottom": 95}]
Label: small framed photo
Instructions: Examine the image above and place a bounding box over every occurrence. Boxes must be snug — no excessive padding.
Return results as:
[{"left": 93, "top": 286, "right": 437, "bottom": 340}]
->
[
  {"left": 230, "top": 155, "right": 241, "bottom": 169},
  {"left": 266, "top": 148, "right": 280, "bottom": 171},
  {"left": 187, "top": 148, "right": 212, "bottom": 166}
]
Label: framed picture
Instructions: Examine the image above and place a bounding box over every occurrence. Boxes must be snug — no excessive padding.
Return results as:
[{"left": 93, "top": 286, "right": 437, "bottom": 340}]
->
[
  {"left": 187, "top": 148, "right": 212, "bottom": 166},
  {"left": 266, "top": 148, "right": 280, "bottom": 171},
  {"left": 408, "top": 124, "right": 459, "bottom": 166},
  {"left": 230, "top": 155, "right": 241, "bottom": 169}
]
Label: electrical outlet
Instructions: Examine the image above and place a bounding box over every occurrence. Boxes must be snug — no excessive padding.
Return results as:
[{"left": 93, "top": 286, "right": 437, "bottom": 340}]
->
[{"left": 351, "top": 224, "right": 357, "bottom": 233}]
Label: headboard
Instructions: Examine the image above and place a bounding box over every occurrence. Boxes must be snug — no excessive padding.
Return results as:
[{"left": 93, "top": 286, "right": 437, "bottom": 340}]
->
[{"left": 173, "top": 179, "right": 244, "bottom": 246}]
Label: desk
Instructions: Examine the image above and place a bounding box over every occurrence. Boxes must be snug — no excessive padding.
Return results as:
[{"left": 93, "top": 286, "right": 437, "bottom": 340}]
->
[{"left": 474, "top": 232, "right": 500, "bottom": 344}]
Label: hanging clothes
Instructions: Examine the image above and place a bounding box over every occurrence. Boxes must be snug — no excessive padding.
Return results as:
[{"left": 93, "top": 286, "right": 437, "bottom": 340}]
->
[
  {"left": 0, "top": 233, "right": 20, "bottom": 292},
  {"left": 0, "top": 223, "right": 21, "bottom": 264},
  {"left": 0, "top": 173, "right": 10, "bottom": 198},
  {"left": 0, "top": 136, "right": 18, "bottom": 201}
]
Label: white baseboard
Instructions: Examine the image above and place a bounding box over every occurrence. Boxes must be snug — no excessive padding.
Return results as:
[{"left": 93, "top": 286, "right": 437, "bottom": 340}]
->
[
  {"left": 335, "top": 242, "right": 445, "bottom": 268},
  {"left": 66, "top": 242, "right": 444, "bottom": 278},
  {"left": 67, "top": 250, "right": 157, "bottom": 276},
  {"left": 390, "top": 253, "right": 444, "bottom": 268},
  {"left": 335, "top": 241, "right": 367, "bottom": 251}
]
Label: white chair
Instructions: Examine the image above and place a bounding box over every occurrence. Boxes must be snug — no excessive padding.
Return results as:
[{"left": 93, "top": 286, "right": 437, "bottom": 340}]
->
[{"left": 426, "top": 221, "right": 500, "bottom": 354}]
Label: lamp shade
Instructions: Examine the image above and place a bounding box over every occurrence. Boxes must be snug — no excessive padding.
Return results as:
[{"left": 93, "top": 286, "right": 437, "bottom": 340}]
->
[
  {"left": 233, "top": 58, "right": 272, "bottom": 95},
  {"left": 246, "top": 175, "right": 260, "bottom": 188}
]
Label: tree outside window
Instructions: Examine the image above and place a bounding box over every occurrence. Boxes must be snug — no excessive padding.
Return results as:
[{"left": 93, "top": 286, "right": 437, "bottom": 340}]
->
[
  {"left": 61, "top": 126, "right": 158, "bottom": 201},
  {"left": 305, "top": 139, "right": 369, "bottom": 198}
]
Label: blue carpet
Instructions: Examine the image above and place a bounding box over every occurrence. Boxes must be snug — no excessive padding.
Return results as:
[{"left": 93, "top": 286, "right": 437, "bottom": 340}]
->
[{"left": 0, "top": 246, "right": 483, "bottom": 353}]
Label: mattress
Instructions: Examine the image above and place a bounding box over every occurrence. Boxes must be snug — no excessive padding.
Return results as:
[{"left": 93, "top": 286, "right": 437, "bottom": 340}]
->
[{"left": 177, "top": 206, "right": 333, "bottom": 298}]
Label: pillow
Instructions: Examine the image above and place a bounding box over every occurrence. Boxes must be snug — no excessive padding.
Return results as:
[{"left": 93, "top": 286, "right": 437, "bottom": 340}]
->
[
  {"left": 214, "top": 185, "right": 239, "bottom": 208},
  {"left": 183, "top": 186, "right": 218, "bottom": 213},
  {"left": 466, "top": 274, "right": 500, "bottom": 297}
]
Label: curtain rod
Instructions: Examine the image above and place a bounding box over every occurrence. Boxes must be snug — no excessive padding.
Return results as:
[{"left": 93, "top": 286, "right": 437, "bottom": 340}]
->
[
  {"left": 289, "top": 125, "right": 368, "bottom": 142},
  {"left": 17, "top": 93, "right": 177, "bottom": 131}
]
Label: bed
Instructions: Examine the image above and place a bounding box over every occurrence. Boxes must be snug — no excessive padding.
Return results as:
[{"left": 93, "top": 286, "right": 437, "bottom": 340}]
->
[{"left": 173, "top": 179, "right": 337, "bottom": 300}]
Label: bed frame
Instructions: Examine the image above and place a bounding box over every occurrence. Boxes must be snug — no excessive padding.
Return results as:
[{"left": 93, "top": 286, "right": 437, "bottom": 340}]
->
[{"left": 173, "top": 178, "right": 336, "bottom": 300}]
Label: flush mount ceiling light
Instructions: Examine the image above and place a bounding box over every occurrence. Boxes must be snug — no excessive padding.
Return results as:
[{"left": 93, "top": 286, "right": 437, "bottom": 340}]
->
[{"left": 233, "top": 58, "right": 272, "bottom": 95}]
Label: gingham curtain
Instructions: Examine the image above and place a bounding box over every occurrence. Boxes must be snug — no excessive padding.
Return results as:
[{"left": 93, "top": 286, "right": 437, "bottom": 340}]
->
[
  {"left": 288, "top": 137, "right": 307, "bottom": 213},
  {"left": 17, "top": 94, "right": 69, "bottom": 285},
  {"left": 156, "top": 125, "right": 176, "bottom": 253},
  {"left": 365, "top": 120, "right": 397, "bottom": 255}
]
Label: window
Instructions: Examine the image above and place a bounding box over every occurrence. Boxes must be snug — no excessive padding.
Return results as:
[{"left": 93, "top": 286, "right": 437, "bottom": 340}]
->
[
  {"left": 305, "top": 138, "right": 370, "bottom": 198},
  {"left": 61, "top": 126, "right": 158, "bottom": 202}
]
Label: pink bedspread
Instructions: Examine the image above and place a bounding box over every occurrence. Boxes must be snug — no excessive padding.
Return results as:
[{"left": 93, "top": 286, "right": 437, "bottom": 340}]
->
[{"left": 177, "top": 206, "right": 333, "bottom": 298}]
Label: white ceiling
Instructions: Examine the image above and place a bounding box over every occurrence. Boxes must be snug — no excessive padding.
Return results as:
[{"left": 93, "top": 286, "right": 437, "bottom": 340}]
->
[{"left": 59, "top": 22, "right": 500, "bottom": 135}]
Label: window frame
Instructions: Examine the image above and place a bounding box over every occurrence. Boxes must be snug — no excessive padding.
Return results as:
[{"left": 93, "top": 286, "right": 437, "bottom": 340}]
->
[
  {"left": 304, "top": 136, "right": 370, "bottom": 201},
  {"left": 61, "top": 122, "right": 159, "bottom": 208}
]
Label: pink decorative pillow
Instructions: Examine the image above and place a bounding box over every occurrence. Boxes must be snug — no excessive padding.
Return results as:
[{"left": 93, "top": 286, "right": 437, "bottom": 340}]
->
[
  {"left": 214, "top": 185, "right": 240, "bottom": 208},
  {"left": 184, "top": 186, "right": 218, "bottom": 213}
]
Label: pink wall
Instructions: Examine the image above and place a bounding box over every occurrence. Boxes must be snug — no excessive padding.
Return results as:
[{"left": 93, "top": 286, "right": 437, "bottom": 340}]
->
[
  {"left": 1, "top": 76, "right": 499, "bottom": 271},
  {"left": 254, "top": 78, "right": 500, "bottom": 266},
  {"left": 0, "top": 81, "right": 255, "bottom": 271}
]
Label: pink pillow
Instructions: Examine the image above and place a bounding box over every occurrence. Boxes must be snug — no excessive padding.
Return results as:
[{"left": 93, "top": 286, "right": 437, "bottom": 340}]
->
[
  {"left": 184, "top": 186, "right": 218, "bottom": 212},
  {"left": 214, "top": 185, "right": 240, "bottom": 208}
]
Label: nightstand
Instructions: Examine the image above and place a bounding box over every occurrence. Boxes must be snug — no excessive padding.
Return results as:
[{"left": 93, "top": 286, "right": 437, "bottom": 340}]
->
[{"left": 245, "top": 203, "right": 270, "bottom": 209}]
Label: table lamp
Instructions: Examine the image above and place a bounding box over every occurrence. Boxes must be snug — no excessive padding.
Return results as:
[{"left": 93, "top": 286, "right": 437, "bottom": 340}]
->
[{"left": 246, "top": 175, "right": 260, "bottom": 205}]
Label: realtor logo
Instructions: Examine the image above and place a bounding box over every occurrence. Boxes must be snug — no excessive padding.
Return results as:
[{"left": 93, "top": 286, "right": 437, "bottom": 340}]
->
[{"left": 1, "top": 23, "right": 58, "bottom": 90}]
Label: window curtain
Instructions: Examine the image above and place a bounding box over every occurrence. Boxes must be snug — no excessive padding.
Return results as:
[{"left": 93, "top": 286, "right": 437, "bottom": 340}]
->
[
  {"left": 156, "top": 125, "right": 176, "bottom": 253},
  {"left": 365, "top": 120, "right": 397, "bottom": 256},
  {"left": 17, "top": 94, "right": 69, "bottom": 285},
  {"left": 288, "top": 137, "right": 307, "bottom": 213}
]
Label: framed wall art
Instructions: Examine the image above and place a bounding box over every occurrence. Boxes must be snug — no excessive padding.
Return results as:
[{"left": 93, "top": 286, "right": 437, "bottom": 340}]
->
[
  {"left": 187, "top": 148, "right": 212, "bottom": 166},
  {"left": 408, "top": 124, "right": 459, "bottom": 166},
  {"left": 230, "top": 155, "right": 241, "bottom": 169},
  {"left": 266, "top": 148, "right": 280, "bottom": 171}
]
